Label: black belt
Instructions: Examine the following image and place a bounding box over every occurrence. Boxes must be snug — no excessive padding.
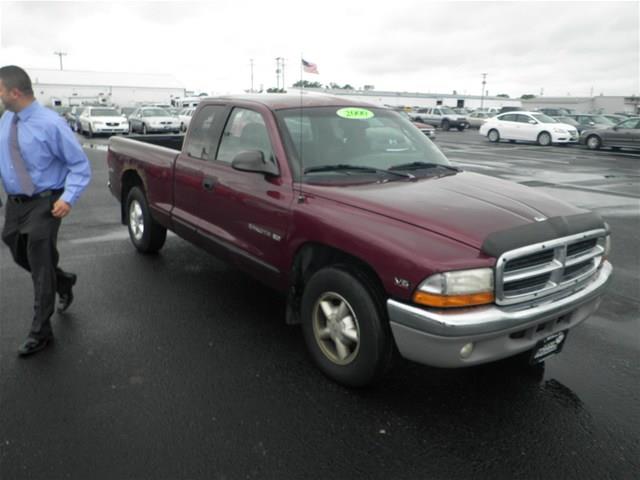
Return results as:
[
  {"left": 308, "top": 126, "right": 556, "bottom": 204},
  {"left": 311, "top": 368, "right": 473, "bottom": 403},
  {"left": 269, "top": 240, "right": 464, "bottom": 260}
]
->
[{"left": 7, "top": 189, "right": 64, "bottom": 204}]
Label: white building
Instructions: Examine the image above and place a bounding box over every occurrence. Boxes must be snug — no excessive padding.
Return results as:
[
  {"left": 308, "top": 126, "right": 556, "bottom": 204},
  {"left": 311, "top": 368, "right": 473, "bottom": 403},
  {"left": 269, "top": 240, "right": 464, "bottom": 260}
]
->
[
  {"left": 26, "top": 68, "right": 185, "bottom": 108},
  {"left": 521, "top": 96, "right": 640, "bottom": 115},
  {"left": 289, "top": 88, "right": 521, "bottom": 110}
]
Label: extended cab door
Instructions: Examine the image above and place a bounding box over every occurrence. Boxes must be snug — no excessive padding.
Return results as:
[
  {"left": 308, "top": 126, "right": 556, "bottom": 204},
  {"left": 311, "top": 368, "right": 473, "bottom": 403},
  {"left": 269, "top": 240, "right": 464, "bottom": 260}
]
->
[{"left": 172, "top": 104, "right": 230, "bottom": 245}]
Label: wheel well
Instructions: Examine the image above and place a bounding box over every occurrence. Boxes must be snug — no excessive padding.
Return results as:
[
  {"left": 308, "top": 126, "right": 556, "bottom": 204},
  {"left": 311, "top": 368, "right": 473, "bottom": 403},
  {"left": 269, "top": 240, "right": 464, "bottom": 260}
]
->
[
  {"left": 538, "top": 130, "right": 551, "bottom": 138},
  {"left": 285, "top": 243, "right": 386, "bottom": 325},
  {"left": 120, "top": 170, "right": 144, "bottom": 224}
]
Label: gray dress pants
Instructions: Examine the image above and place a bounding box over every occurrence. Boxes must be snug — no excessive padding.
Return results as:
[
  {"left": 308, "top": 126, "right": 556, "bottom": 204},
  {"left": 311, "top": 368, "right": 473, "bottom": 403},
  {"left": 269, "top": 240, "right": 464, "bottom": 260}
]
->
[{"left": 2, "top": 192, "right": 72, "bottom": 339}]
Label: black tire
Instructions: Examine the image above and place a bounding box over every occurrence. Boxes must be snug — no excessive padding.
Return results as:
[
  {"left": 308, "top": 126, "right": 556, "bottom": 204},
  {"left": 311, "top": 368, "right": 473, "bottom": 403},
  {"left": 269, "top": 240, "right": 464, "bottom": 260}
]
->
[
  {"left": 488, "top": 129, "right": 500, "bottom": 142},
  {"left": 142, "top": 123, "right": 148, "bottom": 135},
  {"left": 441, "top": 119, "right": 450, "bottom": 131},
  {"left": 86, "top": 125, "right": 93, "bottom": 138},
  {"left": 125, "top": 186, "right": 167, "bottom": 254},
  {"left": 301, "top": 267, "right": 394, "bottom": 387},
  {"left": 457, "top": 125, "right": 465, "bottom": 132},
  {"left": 537, "top": 131, "right": 552, "bottom": 146},
  {"left": 586, "top": 135, "right": 601, "bottom": 150}
]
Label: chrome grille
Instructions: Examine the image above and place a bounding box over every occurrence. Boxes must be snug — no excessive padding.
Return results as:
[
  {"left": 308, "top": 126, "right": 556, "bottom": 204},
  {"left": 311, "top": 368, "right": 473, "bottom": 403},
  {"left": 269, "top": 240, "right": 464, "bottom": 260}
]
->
[{"left": 495, "top": 229, "right": 607, "bottom": 306}]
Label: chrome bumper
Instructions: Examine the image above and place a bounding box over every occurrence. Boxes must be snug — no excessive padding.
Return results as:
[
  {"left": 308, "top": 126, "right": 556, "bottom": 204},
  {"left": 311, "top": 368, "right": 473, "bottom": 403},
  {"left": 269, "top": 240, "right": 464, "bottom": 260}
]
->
[{"left": 387, "top": 261, "right": 612, "bottom": 368}]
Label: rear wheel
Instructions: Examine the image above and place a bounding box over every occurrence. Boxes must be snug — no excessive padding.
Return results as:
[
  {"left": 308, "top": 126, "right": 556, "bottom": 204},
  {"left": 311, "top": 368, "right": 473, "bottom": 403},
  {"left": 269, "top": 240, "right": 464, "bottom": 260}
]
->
[
  {"left": 586, "top": 135, "right": 601, "bottom": 150},
  {"left": 537, "top": 131, "right": 552, "bottom": 146},
  {"left": 488, "top": 129, "right": 500, "bottom": 142},
  {"left": 126, "top": 187, "right": 167, "bottom": 254},
  {"left": 301, "top": 267, "right": 393, "bottom": 387},
  {"left": 441, "top": 119, "right": 450, "bottom": 131},
  {"left": 457, "top": 125, "right": 465, "bottom": 132}
]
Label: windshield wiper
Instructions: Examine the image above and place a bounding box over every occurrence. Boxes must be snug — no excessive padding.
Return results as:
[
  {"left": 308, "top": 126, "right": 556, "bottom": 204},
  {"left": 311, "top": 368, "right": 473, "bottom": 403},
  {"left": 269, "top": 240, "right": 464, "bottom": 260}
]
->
[
  {"left": 304, "top": 164, "right": 415, "bottom": 179},
  {"left": 389, "top": 162, "right": 461, "bottom": 173}
]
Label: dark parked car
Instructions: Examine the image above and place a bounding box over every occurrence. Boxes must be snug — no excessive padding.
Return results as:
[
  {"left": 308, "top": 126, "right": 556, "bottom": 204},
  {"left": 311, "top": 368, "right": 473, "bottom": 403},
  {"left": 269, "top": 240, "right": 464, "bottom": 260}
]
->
[
  {"left": 538, "top": 108, "right": 574, "bottom": 116},
  {"left": 580, "top": 117, "right": 640, "bottom": 150},
  {"left": 566, "top": 114, "right": 615, "bottom": 131}
]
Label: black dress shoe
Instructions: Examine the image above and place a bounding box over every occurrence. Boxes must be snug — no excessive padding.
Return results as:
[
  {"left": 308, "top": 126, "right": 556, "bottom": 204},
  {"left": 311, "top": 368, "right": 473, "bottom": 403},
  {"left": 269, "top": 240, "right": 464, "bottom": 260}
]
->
[
  {"left": 18, "top": 336, "right": 53, "bottom": 356},
  {"left": 57, "top": 273, "right": 77, "bottom": 313}
]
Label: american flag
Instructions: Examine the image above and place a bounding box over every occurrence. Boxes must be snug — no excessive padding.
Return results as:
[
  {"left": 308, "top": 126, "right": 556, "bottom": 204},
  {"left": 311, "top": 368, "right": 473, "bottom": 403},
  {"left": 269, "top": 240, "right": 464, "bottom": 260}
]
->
[{"left": 302, "top": 59, "right": 319, "bottom": 74}]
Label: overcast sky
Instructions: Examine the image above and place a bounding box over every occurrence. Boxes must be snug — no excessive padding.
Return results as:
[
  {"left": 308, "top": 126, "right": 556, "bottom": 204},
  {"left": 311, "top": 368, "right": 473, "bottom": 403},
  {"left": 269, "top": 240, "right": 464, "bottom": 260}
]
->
[{"left": 0, "top": 0, "right": 638, "bottom": 97}]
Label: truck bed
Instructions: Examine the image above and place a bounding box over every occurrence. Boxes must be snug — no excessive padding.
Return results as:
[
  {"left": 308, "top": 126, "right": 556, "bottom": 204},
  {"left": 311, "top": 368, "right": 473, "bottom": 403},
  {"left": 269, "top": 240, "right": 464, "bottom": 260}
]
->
[{"left": 124, "top": 134, "right": 185, "bottom": 151}]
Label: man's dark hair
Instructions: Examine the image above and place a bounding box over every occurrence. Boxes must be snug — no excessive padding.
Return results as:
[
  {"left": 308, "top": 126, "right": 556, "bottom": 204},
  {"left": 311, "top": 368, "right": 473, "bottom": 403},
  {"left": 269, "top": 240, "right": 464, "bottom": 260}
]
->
[{"left": 0, "top": 65, "right": 34, "bottom": 96}]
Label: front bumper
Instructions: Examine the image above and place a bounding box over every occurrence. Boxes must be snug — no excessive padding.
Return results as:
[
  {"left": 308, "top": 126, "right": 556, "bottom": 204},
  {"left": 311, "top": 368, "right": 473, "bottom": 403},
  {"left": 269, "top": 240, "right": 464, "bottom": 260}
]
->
[
  {"left": 552, "top": 131, "right": 579, "bottom": 143},
  {"left": 387, "top": 261, "right": 612, "bottom": 368},
  {"left": 148, "top": 125, "right": 180, "bottom": 132},
  {"left": 94, "top": 125, "right": 128, "bottom": 134}
]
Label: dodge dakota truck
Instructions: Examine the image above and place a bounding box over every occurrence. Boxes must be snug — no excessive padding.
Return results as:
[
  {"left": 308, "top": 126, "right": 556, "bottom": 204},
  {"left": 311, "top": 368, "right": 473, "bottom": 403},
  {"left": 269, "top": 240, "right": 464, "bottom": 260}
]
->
[{"left": 107, "top": 94, "right": 612, "bottom": 387}]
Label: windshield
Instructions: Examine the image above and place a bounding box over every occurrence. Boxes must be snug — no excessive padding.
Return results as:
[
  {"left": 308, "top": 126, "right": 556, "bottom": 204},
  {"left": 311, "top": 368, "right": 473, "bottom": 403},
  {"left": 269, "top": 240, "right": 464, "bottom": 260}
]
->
[
  {"left": 275, "top": 106, "right": 451, "bottom": 183},
  {"left": 590, "top": 115, "right": 615, "bottom": 125},
  {"left": 142, "top": 108, "right": 170, "bottom": 117},
  {"left": 91, "top": 108, "right": 120, "bottom": 116},
  {"left": 531, "top": 113, "right": 557, "bottom": 123},
  {"left": 439, "top": 107, "right": 456, "bottom": 114}
]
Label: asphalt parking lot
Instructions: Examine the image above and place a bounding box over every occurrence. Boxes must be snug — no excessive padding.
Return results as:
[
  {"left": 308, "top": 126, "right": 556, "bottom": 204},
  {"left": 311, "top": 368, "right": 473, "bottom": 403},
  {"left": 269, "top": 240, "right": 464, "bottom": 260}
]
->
[{"left": 1, "top": 130, "right": 638, "bottom": 479}]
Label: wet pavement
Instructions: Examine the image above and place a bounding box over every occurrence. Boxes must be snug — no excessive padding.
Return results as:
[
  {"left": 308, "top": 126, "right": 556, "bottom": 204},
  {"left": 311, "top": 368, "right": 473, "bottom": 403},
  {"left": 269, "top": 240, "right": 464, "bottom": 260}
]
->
[{"left": 0, "top": 132, "right": 638, "bottom": 479}]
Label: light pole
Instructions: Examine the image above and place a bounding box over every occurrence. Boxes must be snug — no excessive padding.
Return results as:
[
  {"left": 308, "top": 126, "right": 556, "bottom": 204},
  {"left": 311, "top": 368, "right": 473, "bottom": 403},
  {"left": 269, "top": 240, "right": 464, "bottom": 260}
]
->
[
  {"left": 480, "top": 73, "right": 487, "bottom": 109},
  {"left": 54, "top": 51, "right": 67, "bottom": 70},
  {"left": 250, "top": 58, "right": 254, "bottom": 93},
  {"left": 275, "top": 57, "right": 282, "bottom": 90}
]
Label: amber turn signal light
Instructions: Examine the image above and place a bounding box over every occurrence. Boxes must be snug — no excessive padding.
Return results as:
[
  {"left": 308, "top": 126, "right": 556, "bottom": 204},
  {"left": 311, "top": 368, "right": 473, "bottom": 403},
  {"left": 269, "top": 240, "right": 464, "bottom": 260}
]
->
[{"left": 413, "top": 291, "right": 495, "bottom": 308}]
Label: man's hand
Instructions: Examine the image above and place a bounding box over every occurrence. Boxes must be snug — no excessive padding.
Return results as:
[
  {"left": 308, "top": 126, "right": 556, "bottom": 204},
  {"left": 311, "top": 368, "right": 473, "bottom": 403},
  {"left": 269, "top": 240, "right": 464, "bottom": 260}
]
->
[{"left": 51, "top": 199, "right": 71, "bottom": 218}]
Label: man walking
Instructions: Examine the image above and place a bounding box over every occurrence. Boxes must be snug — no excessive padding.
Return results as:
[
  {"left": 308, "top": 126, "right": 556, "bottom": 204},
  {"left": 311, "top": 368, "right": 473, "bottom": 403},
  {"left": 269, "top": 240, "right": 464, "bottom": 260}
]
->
[{"left": 0, "top": 65, "right": 91, "bottom": 356}]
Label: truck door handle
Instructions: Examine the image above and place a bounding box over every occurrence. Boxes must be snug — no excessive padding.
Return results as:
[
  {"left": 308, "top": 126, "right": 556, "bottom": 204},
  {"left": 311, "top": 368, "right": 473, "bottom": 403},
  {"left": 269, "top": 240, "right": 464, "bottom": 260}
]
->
[{"left": 202, "top": 178, "right": 215, "bottom": 191}]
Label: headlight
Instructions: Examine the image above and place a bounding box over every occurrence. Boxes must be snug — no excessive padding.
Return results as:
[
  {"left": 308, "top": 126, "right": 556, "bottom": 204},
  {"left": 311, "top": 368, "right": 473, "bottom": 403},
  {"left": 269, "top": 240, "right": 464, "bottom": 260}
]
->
[{"left": 413, "top": 268, "right": 494, "bottom": 308}]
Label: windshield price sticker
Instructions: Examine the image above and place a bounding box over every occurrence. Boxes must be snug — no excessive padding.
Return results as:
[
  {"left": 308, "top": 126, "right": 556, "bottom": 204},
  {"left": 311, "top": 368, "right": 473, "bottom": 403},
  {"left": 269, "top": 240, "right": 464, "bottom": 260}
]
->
[{"left": 336, "top": 108, "right": 375, "bottom": 120}]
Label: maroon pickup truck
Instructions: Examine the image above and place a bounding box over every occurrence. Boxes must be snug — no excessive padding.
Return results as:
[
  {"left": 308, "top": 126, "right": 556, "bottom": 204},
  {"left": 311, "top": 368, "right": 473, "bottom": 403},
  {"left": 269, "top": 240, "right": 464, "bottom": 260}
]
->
[{"left": 107, "top": 94, "right": 612, "bottom": 387}]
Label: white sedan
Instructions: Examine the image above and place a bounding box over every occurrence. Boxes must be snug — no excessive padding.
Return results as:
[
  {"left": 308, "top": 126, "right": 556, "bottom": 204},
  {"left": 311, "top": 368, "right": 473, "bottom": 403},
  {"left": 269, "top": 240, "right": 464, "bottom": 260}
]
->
[
  {"left": 79, "top": 107, "right": 129, "bottom": 137},
  {"left": 178, "top": 107, "right": 196, "bottom": 132},
  {"left": 479, "top": 111, "right": 579, "bottom": 146}
]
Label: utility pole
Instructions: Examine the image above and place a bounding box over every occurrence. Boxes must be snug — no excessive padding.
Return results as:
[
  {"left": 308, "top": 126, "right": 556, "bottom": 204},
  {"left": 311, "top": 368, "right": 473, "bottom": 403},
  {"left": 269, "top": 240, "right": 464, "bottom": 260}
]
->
[
  {"left": 480, "top": 73, "right": 487, "bottom": 109},
  {"left": 54, "top": 51, "right": 67, "bottom": 70},
  {"left": 250, "top": 58, "right": 254, "bottom": 93},
  {"left": 275, "top": 57, "right": 282, "bottom": 90}
]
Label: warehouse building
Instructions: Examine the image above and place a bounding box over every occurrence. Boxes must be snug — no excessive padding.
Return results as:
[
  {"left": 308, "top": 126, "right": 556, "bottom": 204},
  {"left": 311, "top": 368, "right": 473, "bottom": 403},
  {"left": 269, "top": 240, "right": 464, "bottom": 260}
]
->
[
  {"left": 26, "top": 68, "right": 185, "bottom": 108},
  {"left": 289, "top": 88, "right": 521, "bottom": 110},
  {"left": 522, "top": 95, "right": 640, "bottom": 115}
]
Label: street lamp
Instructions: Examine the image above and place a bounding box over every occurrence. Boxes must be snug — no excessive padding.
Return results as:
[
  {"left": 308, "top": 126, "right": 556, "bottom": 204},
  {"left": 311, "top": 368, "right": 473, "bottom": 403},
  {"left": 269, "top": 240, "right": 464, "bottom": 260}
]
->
[{"left": 480, "top": 73, "right": 487, "bottom": 109}]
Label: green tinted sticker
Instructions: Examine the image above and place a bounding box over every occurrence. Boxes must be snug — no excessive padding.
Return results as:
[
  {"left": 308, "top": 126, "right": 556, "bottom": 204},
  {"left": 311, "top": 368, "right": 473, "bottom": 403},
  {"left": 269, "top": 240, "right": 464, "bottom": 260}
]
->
[{"left": 336, "top": 107, "right": 375, "bottom": 120}]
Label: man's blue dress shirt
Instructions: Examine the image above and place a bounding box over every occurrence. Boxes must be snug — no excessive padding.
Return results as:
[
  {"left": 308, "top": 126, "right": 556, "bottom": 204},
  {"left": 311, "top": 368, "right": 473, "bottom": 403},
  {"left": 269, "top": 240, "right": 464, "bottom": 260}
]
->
[{"left": 0, "top": 101, "right": 91, "bottom": 206}]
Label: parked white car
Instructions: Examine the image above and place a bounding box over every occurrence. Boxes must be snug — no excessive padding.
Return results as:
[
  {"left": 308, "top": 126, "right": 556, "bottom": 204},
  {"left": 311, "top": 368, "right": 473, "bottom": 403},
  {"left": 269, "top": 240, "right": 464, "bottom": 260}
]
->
[
  {"left": 479, "top": 111, "right": 579, "bottom": 146},
  {"left": 79, "top": 107, "right": 129, "bottom": 137},
  {"left": 178, "top": 107, "right": 196, "bottom": 132},
  {"left": 128, "top": 107, "right": 181, "bottom": 134}
]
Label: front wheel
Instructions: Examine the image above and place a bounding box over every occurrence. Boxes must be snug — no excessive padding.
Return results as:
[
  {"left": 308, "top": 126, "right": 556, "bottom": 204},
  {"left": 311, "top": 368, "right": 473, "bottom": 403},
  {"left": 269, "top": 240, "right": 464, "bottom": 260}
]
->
[
  {"left": 488, "top": 129, "right": 500, "bottom": 142},
  {"left": 537, "top": 131, "right": 552, "bottom": 146},
  {"left": 301, "top": 267, "right": 393, "bottom": 387},
  {"left": 586, "top": 135, "right": 601, "bottom": 150},
  {"left": 126, "top": 187, "right": 167, "bottom": 254}
]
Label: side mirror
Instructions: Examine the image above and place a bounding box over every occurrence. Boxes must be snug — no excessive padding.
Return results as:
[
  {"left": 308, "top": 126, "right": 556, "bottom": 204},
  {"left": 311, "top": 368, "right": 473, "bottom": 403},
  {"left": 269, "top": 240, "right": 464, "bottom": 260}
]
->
[{"left": 232, "top": 150, "right": 278, "bottom": 176}]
